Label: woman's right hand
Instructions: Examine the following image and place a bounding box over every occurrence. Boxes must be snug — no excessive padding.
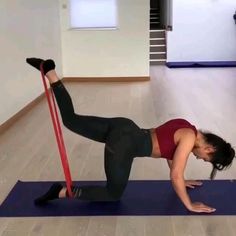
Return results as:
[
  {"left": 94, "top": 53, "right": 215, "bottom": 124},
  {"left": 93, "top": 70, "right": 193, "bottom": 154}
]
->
[{"left": 188, "top": 202, "right": 216, "bottom": 213}]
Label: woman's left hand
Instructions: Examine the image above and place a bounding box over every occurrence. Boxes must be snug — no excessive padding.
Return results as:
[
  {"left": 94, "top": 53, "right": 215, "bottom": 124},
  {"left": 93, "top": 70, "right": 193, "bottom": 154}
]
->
[{"left": 185, "top": 180, "right": 203, "bottom": 189}]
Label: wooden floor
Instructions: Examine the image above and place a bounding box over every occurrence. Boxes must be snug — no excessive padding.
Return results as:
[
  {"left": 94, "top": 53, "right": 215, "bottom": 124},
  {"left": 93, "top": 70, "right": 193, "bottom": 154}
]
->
[{"left": 0, "top": 66, "right": 236, "bottom": 235}]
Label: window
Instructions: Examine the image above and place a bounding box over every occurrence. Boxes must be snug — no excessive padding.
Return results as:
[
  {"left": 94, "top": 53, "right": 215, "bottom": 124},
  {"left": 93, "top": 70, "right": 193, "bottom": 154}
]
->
[{"left": 69, "top": 0, "right": 117, "bottom": 29}]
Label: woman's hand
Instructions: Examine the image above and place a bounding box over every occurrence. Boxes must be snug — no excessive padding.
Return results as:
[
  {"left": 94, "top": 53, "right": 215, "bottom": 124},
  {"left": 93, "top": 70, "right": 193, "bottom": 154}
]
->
[
  {"left": 185, "top": 180, "right": 203, "bottom": 189},
  {"left": 188, "top": 202, "right": 216, "bottom": 213}
]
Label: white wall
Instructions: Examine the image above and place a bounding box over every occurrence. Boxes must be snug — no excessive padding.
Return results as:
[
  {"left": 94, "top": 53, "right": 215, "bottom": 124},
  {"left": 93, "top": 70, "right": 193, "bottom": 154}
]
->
[
  {"left": 0, "top": 0, "right": 62, "bottom": 126},
  {"left": 59, "top": 0, "right": 149, "bottom": 77},
  {"left": 167, "top": 0, "right": 236, "bottom": 62}
]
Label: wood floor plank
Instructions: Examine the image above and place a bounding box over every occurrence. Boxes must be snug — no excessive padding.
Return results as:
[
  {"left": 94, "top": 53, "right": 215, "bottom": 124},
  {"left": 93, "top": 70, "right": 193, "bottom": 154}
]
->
[
  {"left": 86, "top": 216, "right": 117, "bottom": 236},
  {"left": 172, "top": 216, "right": 207, "bottom": 236},
  {"left": 145, "top": 216, "right": 174, "bottom": 236},
  {"left": 200, "top": 216, "right": 234, "bottom": 236},
  {"left": 0, "top": 218, "right": 9, "bottom": 235},
  {"left": 57, "top": 217, "right": 90, "bottom": 236},
  {"left": 116, "top": 216, "right": 145, "bottom": 236},
  {"left": 29, "top": 217, "right": 62, "bottom": 236}
]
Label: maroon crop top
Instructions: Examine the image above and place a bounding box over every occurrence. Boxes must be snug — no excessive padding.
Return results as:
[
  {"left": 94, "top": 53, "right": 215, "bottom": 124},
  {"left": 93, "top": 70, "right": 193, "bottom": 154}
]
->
[{"left": 155, "top": 118, "right": 197, "bottom": 160}]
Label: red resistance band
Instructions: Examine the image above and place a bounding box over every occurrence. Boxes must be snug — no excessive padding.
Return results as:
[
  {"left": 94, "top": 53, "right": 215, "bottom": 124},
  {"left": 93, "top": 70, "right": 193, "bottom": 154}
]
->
[{"left": 40, "top": 64, "right": 73, "bottom": 197}]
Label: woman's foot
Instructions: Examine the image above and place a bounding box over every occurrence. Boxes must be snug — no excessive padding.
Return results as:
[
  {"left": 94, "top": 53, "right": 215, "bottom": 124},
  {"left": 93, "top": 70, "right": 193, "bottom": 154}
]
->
[
  {"left": 26, "top": 57, "right": 59, "bottom": 83},
  {"left": 34, "top": 183, "right": 64, "bottom": 205},
  {"left": 26, "top": 58, "right": 55, "bottom": 75}
]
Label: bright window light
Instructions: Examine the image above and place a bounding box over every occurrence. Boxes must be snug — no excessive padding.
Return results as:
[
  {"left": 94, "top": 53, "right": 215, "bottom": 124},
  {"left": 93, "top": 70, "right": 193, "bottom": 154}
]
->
[{"left": 70, "top": 0, "right": 117, "bottom": 29}]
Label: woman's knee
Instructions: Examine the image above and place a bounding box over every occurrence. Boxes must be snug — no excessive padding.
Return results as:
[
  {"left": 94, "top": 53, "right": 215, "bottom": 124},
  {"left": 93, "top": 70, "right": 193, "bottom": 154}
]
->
[
  {"left": 62, "top": 116, "right": 76, "bottom": 130},
  {"left": 107, "top": 185, "right": 125, "bottom": 201}
]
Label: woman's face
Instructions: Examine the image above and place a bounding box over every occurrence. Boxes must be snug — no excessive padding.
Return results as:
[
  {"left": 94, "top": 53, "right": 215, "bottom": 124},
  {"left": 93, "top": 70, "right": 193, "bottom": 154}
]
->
[
  {"left": 192, "top": 146, "right": 212, "bottom": 162},
  {"left": 192, "top": 132, "right": 215, "bottom": 162}
]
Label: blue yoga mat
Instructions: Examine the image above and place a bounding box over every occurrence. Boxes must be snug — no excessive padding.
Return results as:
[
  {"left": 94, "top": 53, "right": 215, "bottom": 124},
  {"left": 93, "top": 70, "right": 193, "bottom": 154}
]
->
[
  {"left": 166, "top": 61, "right": 236, "bottom": 68},
  {"left": 0, "top": 180, "right": 235, "bottom": 217}
]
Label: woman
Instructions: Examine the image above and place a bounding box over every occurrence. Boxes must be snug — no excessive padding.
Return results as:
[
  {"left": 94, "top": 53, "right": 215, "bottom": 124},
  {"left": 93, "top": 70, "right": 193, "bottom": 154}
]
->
[{"left": 26, "top": 58, "right": 235, "bottom": 213}]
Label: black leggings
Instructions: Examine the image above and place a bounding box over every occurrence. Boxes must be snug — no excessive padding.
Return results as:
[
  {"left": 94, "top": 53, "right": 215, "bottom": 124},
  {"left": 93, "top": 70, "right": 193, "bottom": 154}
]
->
[{"left": 51, "top": 81, "right": 152, "bottom": 201}]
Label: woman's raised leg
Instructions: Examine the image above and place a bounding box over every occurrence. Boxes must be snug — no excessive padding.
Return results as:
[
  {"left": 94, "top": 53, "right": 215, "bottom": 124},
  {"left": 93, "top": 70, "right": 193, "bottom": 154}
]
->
[{"left": 26, "top": 58, "right": 112, "bottom": 143}]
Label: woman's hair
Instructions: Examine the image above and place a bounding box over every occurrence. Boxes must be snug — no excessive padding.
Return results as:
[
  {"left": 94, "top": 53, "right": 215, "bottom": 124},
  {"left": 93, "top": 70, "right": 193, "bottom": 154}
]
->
[{"left": 201, "top": 132, "right": 235, "bottom": 180}]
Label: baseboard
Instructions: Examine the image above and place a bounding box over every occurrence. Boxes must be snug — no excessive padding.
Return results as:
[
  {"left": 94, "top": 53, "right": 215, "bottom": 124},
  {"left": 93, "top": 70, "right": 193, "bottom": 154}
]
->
[
  {"left": 63, "top": 76, "right": 150, "bottom": 82},
  {"left": 166, "top": 61, "right": 236, "bottom": 68},
  {"left": 0, "top": 92, "right": 46, "bottom": 135}
]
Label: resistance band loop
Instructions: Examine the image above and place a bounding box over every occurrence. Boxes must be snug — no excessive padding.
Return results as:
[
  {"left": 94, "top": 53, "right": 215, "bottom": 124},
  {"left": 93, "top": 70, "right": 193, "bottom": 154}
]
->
[{"left": 40, "top": 64, "right": 73, "bottom": 197}]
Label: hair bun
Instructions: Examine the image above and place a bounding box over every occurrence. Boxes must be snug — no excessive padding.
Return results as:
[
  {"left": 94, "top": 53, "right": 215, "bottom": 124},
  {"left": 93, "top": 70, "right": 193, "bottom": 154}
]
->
[
  {"left": 225, "top": 143, "right": 235, "bottom": 159},
  {"left": 231, "top": 147, "right": 236, "bottom": 159},
  {"left": 227, "top": 143, "right": 236, "bottom": 158},
  {"left": 226, "top": 142, "right": 231, "bottom": 148}
]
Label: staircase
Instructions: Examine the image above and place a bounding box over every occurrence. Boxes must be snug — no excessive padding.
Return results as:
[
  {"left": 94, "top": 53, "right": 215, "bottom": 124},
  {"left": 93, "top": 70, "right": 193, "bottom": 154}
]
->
[
  {"left": 150, "top": 8, "right": 160, "bottom": 30},
  {"left": 149, "top": 8, "right": 166, "bottom": 66}
]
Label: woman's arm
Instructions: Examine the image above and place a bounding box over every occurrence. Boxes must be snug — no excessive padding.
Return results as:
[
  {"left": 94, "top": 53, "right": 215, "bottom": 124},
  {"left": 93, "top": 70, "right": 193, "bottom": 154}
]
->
[
  {"left": 167, "top": 160, "right": 172, "bottom": 169},
  {"left": 170, "top": 131, "right": 193, "bottom": 209},
  {"left": 167, "top": 159, "right": 202, "bottom": 188},
  {"left": 170, "top": 130, "right": 215, "bottom": 213}
]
